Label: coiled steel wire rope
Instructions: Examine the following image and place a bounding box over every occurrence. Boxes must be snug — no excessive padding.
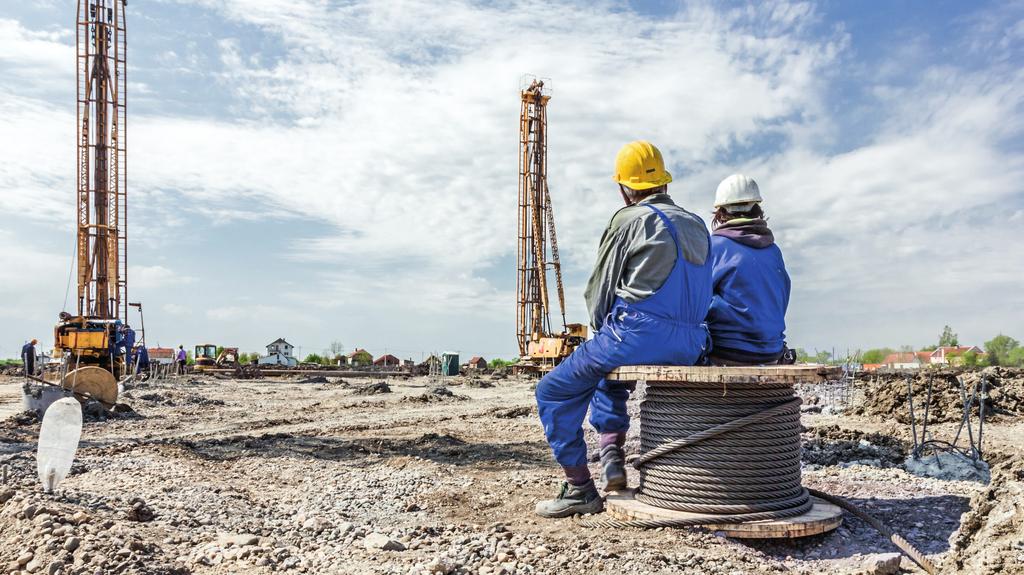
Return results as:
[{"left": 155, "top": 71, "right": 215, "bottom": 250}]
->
[{"left": 582, "top": 379, "right": 936, "bottom": 574}]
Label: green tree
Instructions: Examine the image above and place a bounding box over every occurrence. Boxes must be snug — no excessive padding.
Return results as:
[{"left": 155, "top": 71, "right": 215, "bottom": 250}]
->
[
  {"left": 962, "top": 350, "right": 979, "bottom": 367},
  {"left": 938, "top": 325, "right": 959, "bottom": 347},
  {"left": 186, "top": 350, "right": 195, "bottom": 366},
  {"left": 793, "top": 348, "right": 810, "bottom": 363},
  {"left": 861, "top": 348, "right": 894, "bottom": 364},
  {"left": 814, "top": 350, "right": 832, "bottom": 365},
  {"left": 489, "top": 358, "right": 516, "bottom": 369},
  {"left": 984, "top": 334, "right": 1020, "bottom": 366},
  {"left": 1007, "top": 347, "right": 1024, "bottom": 367},
  {"left": 303, "top": 353, "right": 325, "bottom": 365}
]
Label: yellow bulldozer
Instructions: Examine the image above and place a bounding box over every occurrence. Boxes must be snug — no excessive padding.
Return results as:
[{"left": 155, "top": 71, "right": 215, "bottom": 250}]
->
[{"left": 193, "top": 344, "right": 240, "bottom": 370}]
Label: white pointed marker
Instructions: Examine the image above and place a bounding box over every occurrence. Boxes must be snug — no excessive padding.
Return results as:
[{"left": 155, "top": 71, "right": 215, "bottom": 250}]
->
[{"left": 36, "top": 397, "right": 83, "bottom": 493}]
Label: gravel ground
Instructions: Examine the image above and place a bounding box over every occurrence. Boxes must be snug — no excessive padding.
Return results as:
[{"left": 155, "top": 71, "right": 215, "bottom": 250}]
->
[{"left": 0, "top": 373, "right": 1021, "bottom": 575}]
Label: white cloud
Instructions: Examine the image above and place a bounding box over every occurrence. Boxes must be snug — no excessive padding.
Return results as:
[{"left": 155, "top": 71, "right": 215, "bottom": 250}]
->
[
  {"left": 133, "top": 265, "right": 196, "bottom": 289},
  {"left": 0, "top": 1, "right": 1021, "bottom": 355},
  {"left": 161, "top": 303, "right": 191, "bottom": 316}
]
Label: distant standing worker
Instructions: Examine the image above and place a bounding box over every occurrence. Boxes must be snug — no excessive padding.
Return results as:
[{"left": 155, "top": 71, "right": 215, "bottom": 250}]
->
[
  {"left": 705, "top": 175, "right": 792, "bottom": 365},
  {"left": 21, "top": 339, "right": 38, "bottom": 376},
  {"left": 176, "top": 345, "right": 187, "bottom": 375},
  {"left": 133, "top": 344, "right": 150, "bottom": 374},
  {"left": 534, "top": 141, "right": 713, "bottom": 518}
]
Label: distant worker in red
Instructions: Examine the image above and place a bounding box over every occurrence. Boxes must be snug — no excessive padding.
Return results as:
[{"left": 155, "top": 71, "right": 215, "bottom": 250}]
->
[
  {"left": 705, "top": 175, "right": 793, "bottom": 365},
  {"left": 534, "top": 141, "right": 713, "bottom": 518}
]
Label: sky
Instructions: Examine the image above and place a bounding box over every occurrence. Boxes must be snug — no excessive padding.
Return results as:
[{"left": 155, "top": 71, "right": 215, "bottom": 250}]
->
[{"left": 1, "top": 0, "right": 1022, "bottom": 361}]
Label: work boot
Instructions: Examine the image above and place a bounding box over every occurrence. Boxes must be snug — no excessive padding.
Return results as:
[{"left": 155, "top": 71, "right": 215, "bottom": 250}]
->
[
  {"left": 598, "top": 444, "right": 627, "bottom": 491},
  {"left": 534, "top": 480, "right": 603, "bottom": 518}
]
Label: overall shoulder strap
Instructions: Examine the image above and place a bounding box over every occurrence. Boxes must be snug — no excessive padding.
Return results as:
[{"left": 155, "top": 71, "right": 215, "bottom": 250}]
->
[{"left": 642, "top": 204, "right": 681, "bottom": 253}]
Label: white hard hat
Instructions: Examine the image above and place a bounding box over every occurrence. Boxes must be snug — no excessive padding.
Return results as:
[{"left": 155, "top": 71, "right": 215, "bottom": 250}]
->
[{"left": 714, "top": 174, "right": 762, "bottom": 209}]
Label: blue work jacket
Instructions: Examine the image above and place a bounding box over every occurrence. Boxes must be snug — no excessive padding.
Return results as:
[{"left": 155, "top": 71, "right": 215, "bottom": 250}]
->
[{"left": 706, "top": 235, "right": 790, "bottom": 356}]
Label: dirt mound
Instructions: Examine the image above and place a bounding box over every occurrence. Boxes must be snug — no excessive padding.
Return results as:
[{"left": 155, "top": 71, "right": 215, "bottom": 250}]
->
[
  {"left": 3, "top": 410, "right": 38, "bottom": 426},
  {"left": 972, "top": 367, "right": 1024, "bottom": 415},
  {"left": 854, "top": 367, "right": 1024, "bottom": 424},
  {"left": 404, "top": 387, "right": 469, "bottom": 403},
  {"left": 491, "top": 405, "right": 533, "bottom": 418},
  {"left": 353, "top": 382, "right": 391, "bottom": 395},
  {"left": 802, "top": 425, "right": 908, "bottom": 468},
  {"left": 83, "top": 401, "right": 140, "bottom": 422},
  {"left": 947, "top": 455, "right": 1024, "bottom": 573}
]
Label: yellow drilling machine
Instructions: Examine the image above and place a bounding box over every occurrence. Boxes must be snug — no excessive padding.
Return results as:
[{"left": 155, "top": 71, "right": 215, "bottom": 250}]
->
[
  {"left": 515, "top": 77, "right": 587, "bottom": 372},
  {"left": 43, "top": 0, "right": 132, "bottom": 409}
]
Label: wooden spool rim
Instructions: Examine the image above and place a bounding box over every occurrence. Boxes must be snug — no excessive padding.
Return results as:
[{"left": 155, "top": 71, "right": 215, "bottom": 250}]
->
[
  {"left": 605, "top": 490, "right": 843, "bottom": 538},
  {"left": 607, "top": 365, "right": 837, "bottom": 385}
]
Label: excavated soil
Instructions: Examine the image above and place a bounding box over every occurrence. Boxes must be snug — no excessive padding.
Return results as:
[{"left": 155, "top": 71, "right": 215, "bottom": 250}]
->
[
  {"left": 854, "top": 367, "right": 1024, "bottom": 424},
  {"left": 0, "top": 374, "right": 1021, "bottom": 574},
  {"left": 802, "top": 425, "right": 909, "bottom": 468}
]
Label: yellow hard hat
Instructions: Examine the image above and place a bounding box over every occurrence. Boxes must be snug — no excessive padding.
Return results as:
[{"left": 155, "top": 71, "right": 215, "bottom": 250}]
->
[{"left": 612, "top": 140, "right": 673, "bottom": 190}]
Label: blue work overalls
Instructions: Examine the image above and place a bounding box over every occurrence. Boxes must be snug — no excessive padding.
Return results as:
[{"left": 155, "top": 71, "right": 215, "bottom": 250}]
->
[{"left": 535, "top": 205, "right": 713, "bottom": 468}]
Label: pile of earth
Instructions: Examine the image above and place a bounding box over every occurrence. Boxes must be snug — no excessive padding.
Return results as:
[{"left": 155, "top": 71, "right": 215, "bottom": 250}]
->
[
  {"left": 853, "top": 367, "right": 1024, "bottom": 424},
  {"left": 129, "top": 391, "right": 223, "bottom": 408},
  {"left": 352, "top": 382, "right": 391, "bottom": 395},
  {"left": 403, "top": 387, "right": 469, "bottom": 403},
  {"left": 801, "top": 425, "right": 908, "bottom": 468},
  {"left": 3, "top": 410, "right": 38, "bottom": 427},
  {"left": 490, "top": 406, "right": 533, "bottom": 419},
  {"left": 946, "top": 455, "right": 1024, "bottom": 574}
]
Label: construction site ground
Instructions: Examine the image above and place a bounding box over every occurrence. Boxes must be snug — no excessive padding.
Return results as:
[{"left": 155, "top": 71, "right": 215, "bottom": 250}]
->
[{"left": 0, "top": 372, "right": 1022, "bottom": 575}]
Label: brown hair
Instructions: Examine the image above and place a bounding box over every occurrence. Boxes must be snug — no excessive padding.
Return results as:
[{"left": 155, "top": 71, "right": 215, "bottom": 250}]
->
[{"left": 713, "top": 204, "right": 764, "bottom": 227}]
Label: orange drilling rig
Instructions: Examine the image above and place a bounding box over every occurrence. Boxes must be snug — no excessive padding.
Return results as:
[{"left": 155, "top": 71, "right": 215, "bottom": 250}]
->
[
  {"left": 51, "top": 0, "right": 130, "bottom": 406},
  {"left": 515, "top": 77, "right": 586, "bottom": 371}
]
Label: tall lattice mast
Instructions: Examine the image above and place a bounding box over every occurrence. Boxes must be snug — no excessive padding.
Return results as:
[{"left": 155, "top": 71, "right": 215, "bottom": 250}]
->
[
  {"left": 517, "top": 78, "right": 567, "bottom": 356},
  {"left": 76, "top": 0, "right": 127, "bottom": 320}
]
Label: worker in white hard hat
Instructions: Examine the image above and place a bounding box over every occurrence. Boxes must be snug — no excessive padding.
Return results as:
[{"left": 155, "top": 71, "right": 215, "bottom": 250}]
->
[
  {"left": 705, "top": 174, "right": 793, "bottom": 365},
  {"left": 533, "top": 141, "right": 713, "bottom": 518}
]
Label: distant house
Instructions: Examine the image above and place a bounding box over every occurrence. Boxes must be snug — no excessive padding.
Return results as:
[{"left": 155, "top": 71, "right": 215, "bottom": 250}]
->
[
  {"left": 881, "top": 352, "right": 931, "bottom": 370},
  {"left": 466, "top": 356, "right": 487, "bottom": 370},
  {"left": 259, "top": 338, "right": 298, "bottom": 367},
  {"left": 374, "top": 354, "right": 400, "bottom": 367},
  {"left": 862, "top": 363, "right": 884, "bottom": 372},
  {"left": 148, "top": 347, "right": 175, "bottom": 365},
  {"left": 347, "top": 349, "right": 373, "bottom": 366},
  {"left": 930, "top": 346, "right": 986, "bottom": 366}
]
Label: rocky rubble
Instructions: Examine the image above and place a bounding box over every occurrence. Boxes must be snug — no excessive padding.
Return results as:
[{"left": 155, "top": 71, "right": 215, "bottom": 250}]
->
[
  {"left": 0, "top": 372, "right": 1020, "bottom": 574},
  {"left": 802, "top": 425, "right": 908, "bottom": 468},
  {"left": 946, "top": 455, "right": 1024, "bottom": 574},
  {"left": 854, "top": 367, "right": 1024, "bottom": 424}
]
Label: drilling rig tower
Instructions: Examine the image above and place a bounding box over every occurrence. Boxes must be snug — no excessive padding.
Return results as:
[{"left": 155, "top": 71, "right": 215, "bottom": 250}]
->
[
  {"left": 516, "top": 77, "right": 586, "bottom": 371},
  {"left": 51, "top": 0, "right": 130, "bottom": 406}
]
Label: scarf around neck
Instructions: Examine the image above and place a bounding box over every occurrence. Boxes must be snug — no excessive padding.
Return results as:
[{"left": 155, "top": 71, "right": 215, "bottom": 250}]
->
[{"left": 712, "top": 217, "right": 775, "bottom": 248}]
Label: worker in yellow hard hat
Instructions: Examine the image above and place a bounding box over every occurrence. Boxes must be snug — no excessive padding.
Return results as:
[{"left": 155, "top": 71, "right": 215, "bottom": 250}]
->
[
  {"left": 21, "top": 338, "right": 38, "bottom": 377},
  {"left": 534, "top": 141, "right": 713, "bottom": 518}
]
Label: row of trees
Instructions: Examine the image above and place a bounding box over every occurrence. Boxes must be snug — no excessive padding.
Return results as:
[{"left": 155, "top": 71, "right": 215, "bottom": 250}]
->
[{"left": 851, "top": 326, "right": 1024, "bottom": 367}]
